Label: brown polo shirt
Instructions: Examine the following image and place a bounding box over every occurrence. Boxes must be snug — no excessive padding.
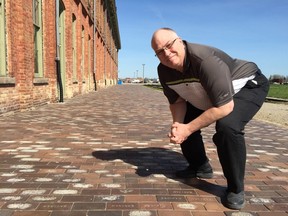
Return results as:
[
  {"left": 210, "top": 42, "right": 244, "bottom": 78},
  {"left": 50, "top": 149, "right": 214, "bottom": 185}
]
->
[{"left": 158, "top": 41, "right": 259, "bottom": 110}]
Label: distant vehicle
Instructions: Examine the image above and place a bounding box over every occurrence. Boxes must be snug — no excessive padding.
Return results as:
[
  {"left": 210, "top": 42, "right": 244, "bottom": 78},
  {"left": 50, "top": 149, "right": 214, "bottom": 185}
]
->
[{"left": 132, "top": 79, "right": 141, "bottom": 83}]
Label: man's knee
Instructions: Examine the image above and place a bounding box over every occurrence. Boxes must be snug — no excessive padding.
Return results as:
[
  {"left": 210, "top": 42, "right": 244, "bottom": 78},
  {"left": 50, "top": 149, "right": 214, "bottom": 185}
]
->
[
  {"left": 213, "top": 119, "right": 243, "bottom": 147},
  {"left": 216, "top": 118, "right": 239, "bottom": 133},
  {"left": 217, "top": 107, "right": 248, "bottom": 132}
]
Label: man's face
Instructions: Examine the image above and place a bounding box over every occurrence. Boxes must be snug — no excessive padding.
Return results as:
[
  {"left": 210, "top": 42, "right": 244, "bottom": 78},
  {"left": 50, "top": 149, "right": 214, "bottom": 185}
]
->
[{"left": 152, "top": 30, "right": 185, "bottom": 71}]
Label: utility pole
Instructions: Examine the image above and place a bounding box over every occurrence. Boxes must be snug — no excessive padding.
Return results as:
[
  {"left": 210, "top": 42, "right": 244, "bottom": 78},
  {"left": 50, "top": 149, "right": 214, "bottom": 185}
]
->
[{"left": 142, "top": 64, "right": 145, "bottom": 82}]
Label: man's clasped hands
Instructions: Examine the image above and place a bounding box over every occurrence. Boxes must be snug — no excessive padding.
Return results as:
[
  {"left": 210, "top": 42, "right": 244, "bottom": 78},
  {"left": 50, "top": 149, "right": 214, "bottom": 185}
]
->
[{"left": 168, "top": 122, "right": 191, "bottom": 144}]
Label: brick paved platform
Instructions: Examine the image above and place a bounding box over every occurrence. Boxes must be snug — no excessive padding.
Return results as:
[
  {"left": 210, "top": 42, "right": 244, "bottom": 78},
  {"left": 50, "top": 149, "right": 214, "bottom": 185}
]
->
[{"left": 0, "top": 85, "right": 287, "bottom": 216}]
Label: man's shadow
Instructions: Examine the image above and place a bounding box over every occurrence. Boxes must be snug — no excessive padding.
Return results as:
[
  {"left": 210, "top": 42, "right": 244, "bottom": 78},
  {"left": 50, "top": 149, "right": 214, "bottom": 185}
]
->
[{"left": 92, "top": 147, "right": 225, "bottom": 197}]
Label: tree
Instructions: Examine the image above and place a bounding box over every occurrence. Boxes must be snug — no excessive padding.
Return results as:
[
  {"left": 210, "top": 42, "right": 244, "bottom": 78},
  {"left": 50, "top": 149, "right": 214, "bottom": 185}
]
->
[{"left": 269, "top": 74, "right": 285, "bottom": 84}]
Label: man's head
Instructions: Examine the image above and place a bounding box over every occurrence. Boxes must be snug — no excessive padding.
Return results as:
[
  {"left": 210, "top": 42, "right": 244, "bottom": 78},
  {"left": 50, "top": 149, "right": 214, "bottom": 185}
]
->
[{"left": 151, "top": 28, "right": 185, "bottom": 71}]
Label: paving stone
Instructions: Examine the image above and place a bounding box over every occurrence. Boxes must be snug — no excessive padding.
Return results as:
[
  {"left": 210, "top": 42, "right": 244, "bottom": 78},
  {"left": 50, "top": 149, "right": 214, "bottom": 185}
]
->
[
  {"left": 72, "top": 202, "right": 106, "bottom": 210},
  {"left": 156, "top": 195, "right": 187, "bottom": 202},
  {"left": 264, "top": 203, "right": 288, "bottom": 211},
  {"left": 123, "top": 210, "right": 158, "bottom": 216},
  {"left": 50, "top": 211, "right": 88, "bottom": 216},
  {"left": 193, "top": 212, "right": 225, "bottom": 216},
  {"left": 87, "top": 211, "right": 122, "bottom": 216},
  {"left": 257, "top": 212, "right": 288, "bottom": 216},
  {"left": 107, "top": 202, "right": 139, "bottom": 210},
  {"left": 157, "top": 210, "right": 193, "bottom": 216},
  {"left": 0, "top": 85, "right": 287, "bottom": 214},
  {"left": 37, "top": 203, "right": 73, "bottom": 211},
  {"left": 224, "top": 212, "right": 258, "bottom": 216},
  {"left": 125, "top": 195, "right": 156, "bottom": 202},
  {"left": 173, "top": 202, "right": 205, "bottom": 210},
  {"left": 139, "top": 202, "right": 173, "bottom": 210},
  {"left": 12, "top": 211, "right": 51, "bottom": 216}
]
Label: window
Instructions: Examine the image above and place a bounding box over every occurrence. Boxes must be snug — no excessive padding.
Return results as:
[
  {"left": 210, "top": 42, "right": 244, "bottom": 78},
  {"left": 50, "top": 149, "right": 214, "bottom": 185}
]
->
[
  {"left": 33, "top": 0, "right": 43, "bottom": 77},
  {"left": 72, "top": 14, "right": 77, "bottom": 80},
  {"left": 0, "top": 0, "right": 6, "bottom": 76},
  {"left": 88, "top": 35, "right": 91, "bottom": 82},
  {"left": 81, "top": 25, "right": 85, "bottom": 80}
]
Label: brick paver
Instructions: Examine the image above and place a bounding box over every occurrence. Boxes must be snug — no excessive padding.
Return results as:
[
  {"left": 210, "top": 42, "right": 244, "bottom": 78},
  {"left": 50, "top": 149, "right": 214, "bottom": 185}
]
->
[{"left": 0, "top": 85, "right": 287, "bottom": 216}]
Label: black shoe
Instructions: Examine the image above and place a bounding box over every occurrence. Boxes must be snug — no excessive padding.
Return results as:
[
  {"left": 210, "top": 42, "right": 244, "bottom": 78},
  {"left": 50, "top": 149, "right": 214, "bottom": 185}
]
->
[
  {"left": 175, "top": 161, "right": 213, "bottom": 179},
  {"left": 224, "top": 191, "right": 245, "bottom": 210}
]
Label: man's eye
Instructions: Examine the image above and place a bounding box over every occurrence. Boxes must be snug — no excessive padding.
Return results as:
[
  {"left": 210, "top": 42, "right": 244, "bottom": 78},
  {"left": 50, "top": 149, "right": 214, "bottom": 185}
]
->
[
  {"left": 166, "top": 43, "right": 172, "bottom": 48},
  {"left": 157, "top": 50, "right": 164, "bottom": 55}
]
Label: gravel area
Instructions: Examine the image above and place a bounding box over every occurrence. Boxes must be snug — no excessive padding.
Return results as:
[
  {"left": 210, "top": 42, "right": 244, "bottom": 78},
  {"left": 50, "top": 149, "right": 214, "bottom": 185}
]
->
[{"left": 254, "top": 102, "right": 288, "bottom": 128}]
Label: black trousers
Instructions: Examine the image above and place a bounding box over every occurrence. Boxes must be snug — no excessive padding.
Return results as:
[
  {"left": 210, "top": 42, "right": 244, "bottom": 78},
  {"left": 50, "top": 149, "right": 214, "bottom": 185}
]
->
[{"left": 180, "top": 72, "right": 269, "bottom": 193}]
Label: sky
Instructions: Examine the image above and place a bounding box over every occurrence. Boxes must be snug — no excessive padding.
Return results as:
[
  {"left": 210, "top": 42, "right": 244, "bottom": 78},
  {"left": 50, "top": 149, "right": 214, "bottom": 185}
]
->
[{"left": 116, "top": 0, "right": 288, "bottom": 79}]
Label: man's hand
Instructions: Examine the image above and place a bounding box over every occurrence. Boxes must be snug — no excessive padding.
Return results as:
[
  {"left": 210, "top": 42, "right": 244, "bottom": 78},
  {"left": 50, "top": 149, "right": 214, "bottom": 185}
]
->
[
  {"left": 169, "top": 100, "right": 234, "bottom": 144},
  {"left": 168, "top": 122, "right": 191, "bottom": 144}
]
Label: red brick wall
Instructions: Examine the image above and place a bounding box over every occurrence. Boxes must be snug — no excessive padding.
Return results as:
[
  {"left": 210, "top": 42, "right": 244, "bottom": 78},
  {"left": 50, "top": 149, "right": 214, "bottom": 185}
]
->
[{"left": 0, "top": 0, "right": 120, "bottom": 115}]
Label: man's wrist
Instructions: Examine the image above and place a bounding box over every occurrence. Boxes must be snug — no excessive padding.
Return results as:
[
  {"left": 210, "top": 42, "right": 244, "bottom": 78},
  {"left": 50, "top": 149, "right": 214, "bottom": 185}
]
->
[{"left": 186, "top": 122, "right": 195, "bottom": 135}]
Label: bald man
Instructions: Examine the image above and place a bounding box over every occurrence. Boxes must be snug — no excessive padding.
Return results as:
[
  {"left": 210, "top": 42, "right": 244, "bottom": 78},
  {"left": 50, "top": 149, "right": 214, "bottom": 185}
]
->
[{"left": 151, "top": 28, "right": 269, "bottom": 210}]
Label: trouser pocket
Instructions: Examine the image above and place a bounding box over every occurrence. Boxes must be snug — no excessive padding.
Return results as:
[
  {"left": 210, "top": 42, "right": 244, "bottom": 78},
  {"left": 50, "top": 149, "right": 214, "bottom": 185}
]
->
[{"left": 235, "top": 72, "right": 269, "bottom": 107}]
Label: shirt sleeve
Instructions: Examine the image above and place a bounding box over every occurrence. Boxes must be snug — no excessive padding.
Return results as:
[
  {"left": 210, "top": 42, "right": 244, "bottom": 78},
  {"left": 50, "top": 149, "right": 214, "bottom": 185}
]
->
[
  {"left": 158, "top": 65, "right": 180, "bottom": 104},
  {"left": 200, "top": 55, "right": 234, "bottom": 107}
]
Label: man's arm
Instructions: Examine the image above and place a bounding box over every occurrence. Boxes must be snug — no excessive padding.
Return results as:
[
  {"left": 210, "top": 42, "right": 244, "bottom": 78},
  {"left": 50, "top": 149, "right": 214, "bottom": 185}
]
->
[
  {"left": 171, "top": 100, "right": 234, "bottom": 144},
  {"left": 187, "top": 100, "right": 234, "bottom": 131},
  {"left": 168, "top": 97, "right": 186, "bottom": 141},
  {"left": 169, "top": 97, "right": 187, "bottom": 123}
]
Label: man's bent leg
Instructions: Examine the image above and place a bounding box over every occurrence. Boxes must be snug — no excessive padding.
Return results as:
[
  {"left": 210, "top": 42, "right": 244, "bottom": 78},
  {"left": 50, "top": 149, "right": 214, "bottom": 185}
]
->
[
  {"left": 213, "top": 117, "right": 246, "bottom": 193},
  {"left": 180, "top": 102, "right": 207, "bottom": 167},
  {"left": 177, "top": 103, "right": 212, "bottom": 178},
  {"left": 181, "top": 131, "right": 208, "bottom": 168},
  {"left": 213, "top": 72, "right": 269, "bottom": 209},
  {"left": 214, "top": 72, "right": 269, "bottom": 193}
]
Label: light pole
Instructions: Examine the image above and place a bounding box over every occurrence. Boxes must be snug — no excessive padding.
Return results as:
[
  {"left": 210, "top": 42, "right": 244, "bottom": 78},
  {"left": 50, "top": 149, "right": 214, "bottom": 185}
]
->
[{"left": 142, "top": 64, "right": 145, "bottom": 82}]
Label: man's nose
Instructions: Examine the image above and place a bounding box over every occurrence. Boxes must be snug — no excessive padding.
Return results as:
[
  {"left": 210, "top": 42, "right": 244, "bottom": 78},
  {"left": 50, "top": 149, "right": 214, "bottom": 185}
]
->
[{"left": 163, "top": 48, "right": 171, "bottom": 56}]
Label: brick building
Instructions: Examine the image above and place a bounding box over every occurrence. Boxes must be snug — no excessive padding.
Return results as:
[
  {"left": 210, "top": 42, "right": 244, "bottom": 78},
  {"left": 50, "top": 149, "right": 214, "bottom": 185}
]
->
[{"left": 0, "top": 0, "right": 121, "bottom": 115}]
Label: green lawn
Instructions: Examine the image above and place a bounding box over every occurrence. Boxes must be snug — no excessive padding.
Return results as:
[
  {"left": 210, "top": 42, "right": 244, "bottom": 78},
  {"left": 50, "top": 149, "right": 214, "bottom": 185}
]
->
[
  {"left": 268, "top": 84, "right": 288, "bottom": 99},
  {"left": 146, "top": 83, "right": 288, "bottom": 99}
]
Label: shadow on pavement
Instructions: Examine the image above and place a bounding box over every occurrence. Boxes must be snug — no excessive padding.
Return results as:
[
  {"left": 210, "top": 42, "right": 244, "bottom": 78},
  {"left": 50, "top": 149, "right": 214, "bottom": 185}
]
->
[{"left": 92, "top": 147, "right": 226, "bottom": 197}]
